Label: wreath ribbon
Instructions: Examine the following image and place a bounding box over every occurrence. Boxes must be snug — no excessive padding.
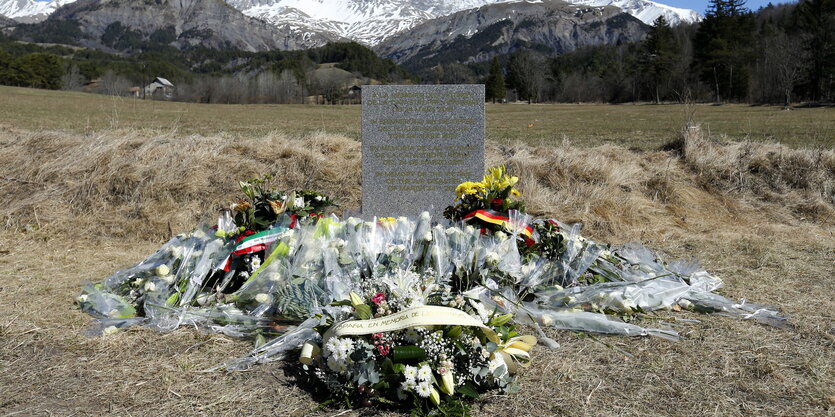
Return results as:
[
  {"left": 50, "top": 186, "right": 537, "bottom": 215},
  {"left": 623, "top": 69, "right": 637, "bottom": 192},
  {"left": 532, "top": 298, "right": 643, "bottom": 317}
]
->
[
  {"left": 221, "top": 226, "right": 288, "bottom": 271},
  {"left": 462, "top": 209, "right": 534, "bottom": 238},
  {"left": 322, "top": 306, "right": 500, "bottom": 344}
]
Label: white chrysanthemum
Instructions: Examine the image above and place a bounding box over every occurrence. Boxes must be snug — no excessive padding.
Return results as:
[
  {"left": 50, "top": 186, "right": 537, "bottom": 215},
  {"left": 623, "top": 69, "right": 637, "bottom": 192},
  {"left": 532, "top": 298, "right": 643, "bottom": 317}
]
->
[
  {"left": 445, "top": 227, "right": 457, "bottom": 236},
  {"left": 404, "top": 328, "right": 420, "bottom": 343},
  {"left": 415, "top": 381, "right": 432, "bottom": 398},
  {"left": 397, "top": 216, "right": 408, "bottom": 224},
  {"left": 465, "top": 225, "right": 476, "bottom": 234},
  {"left": 485, "top": 252, "right": 500, "bottom": 265},
  {"left": 325, "top": 338, "right": 340, "bottom": 355},
  {"left": 76, "top": 294, "right": 88, "bottom": 303},
  {"left": 420, "top": 211, "right": 431, "bottom": 222},
  {"left": 160, "top": 274, "right": 175, "bottom": 284},
  {"left": 103, "top": 326, "right": 119, "bottom": 335},
  {"left": 268, "top": 271, "right": 282, "bottom": 282},
  {"left": 488, "top": 355, "right": 506, "bottom": 375},
  {"left": 255, "top": 293, "right": 271, "bottom": 304},
  {"left": 294, "top": 197, "right": 305, "bottom": 208},
  {"left": 394, "top": 244, "right": 406, "bottom": 253},
  {"left": 327, "top": 356, "right": 348, "bottom": 373},
  {"left": 144, "top": 282, "right": 156, "bottom": 292},
  {"left": 495, "top": 231, "right": 507, "bottom": 241},
  {"left": 401, "top": 379, "right": 416, "bottom": 391},
  {"left": 423, "top": 232, "right": 433, "bottom": 242},
  {"left": 417, "top": 365, "right": 432, "bottom": 382},
  {"left": 250, "top": 257, "right": 262, "bottom": 271},
  {"left": 403, "top": 365, "right": 418, "bottom": 380},
  {"left": 337, "top": 338, "right": 354, "bottom": 355}
]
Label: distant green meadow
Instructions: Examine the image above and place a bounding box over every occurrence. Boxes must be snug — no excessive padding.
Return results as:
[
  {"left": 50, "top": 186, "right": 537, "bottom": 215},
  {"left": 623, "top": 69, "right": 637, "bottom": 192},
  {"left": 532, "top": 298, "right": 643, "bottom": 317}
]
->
[{"left": 1, "top": 86, "right": 832, "bottom": 149}]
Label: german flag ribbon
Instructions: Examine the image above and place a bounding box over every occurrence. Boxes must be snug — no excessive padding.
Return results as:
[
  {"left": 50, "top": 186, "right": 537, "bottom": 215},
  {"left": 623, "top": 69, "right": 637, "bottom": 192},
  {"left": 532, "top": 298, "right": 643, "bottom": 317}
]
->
[{"left": 462, "top": 209, "right": 534, "bottom": 238}]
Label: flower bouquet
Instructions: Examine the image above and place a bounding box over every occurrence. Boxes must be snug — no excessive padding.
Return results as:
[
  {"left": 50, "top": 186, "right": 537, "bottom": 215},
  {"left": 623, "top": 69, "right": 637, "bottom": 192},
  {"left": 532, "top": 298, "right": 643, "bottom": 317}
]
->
[
  {"left": 77, "top": 167, "right": 788, "bottom": 415},
  {"left": 301, "top": 285, "right": 535, "bottom": 414}
]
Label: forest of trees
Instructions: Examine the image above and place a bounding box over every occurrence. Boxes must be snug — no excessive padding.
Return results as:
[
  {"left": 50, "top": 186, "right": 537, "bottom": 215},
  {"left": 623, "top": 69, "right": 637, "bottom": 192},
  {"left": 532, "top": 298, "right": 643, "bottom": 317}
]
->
[
  {"left": 0, "top": 0, "right": 832, "bottom": 104},
  {"left": 478, "top": 0, "right": 834, "bottom": 104},
  {"left": 0, "top": 36, "right": 414, "bottom": 104}
]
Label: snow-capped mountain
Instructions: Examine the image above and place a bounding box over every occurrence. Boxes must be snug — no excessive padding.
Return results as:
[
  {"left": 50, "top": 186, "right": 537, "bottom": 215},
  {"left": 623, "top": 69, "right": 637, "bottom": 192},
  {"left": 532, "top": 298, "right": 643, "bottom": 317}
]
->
[
  {"left": 376, "top": 0, "right": 649, "bottom": 67},
  {"left": 1, "top": 0, "right": 700, "bottom": 43},
  {"left": 0, "top": 0, "right": 72, "bottom": 22},
  {"left": 571, "top": 0, "right": 700, "bottom": 25},
  {"left": 227, "top": 0, "right": 699, "bottom": 45},
  {"left": 224, "top": 0, "right": 521, "bottom": 46}
]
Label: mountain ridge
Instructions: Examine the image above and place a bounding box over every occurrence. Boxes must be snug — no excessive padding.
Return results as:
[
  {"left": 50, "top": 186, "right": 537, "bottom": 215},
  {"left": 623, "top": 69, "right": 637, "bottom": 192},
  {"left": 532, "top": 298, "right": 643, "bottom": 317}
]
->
[
  {"left": 19, "top": 0, "right": 343, "bottom": 51},
  {"left": 376, "top": 0, "right": 649, "bottom": 69},
  {"left": 2, "top": 0, "right": 700, "bottom": 45}
]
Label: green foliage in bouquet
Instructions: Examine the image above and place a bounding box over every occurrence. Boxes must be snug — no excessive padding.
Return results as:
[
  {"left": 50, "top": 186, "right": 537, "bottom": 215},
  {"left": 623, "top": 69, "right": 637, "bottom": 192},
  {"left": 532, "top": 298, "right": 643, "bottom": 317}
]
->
[
  {"left": 443, "top": 166, "right": 525, "bottom": 226},
  {"left": 301, "top": 285, "right": 536, "bottom": 416},
  {"left": 519, "top": 221, "right": 566, "bottom": 261},
  {"left": 233, "top": 174, "right": 337, "bottom": 231}
]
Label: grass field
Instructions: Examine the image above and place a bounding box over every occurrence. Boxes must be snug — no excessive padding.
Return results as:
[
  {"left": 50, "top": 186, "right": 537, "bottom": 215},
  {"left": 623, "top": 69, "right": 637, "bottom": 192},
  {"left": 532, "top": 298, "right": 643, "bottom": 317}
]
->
[
  {"left": 0, "top": 86, "right": 833, "bottom": 417},
  {"left": 1, "top": 85, "right": 832, "bottom": 149}
]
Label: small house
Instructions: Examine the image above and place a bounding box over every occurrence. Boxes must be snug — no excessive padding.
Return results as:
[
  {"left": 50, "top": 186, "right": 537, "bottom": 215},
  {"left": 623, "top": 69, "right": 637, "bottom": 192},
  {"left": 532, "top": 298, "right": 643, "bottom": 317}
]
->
[{"left": 144, "top": 77, "right": 175, "bottom": 99}]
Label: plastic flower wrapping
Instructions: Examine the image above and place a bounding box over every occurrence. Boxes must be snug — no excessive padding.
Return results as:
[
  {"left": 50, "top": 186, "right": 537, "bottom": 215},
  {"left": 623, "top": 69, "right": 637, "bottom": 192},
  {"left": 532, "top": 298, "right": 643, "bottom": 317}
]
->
[{"left": 77, "top": 168, "right": 788, "bottom": 414}]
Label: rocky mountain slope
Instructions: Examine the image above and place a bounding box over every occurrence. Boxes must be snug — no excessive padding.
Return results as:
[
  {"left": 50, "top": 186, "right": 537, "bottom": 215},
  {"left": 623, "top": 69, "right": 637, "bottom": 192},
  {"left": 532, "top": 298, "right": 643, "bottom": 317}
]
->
[
  {"left": 376, "top": 0, "right": 649, "bottom": 67},
  {"left": 0, "top": 12, "right": 18, "bottom": 26},
  {"left": 31, "top": 0, "right": 341, "bottom": 51},
  {"left": 2, "top": 0, "right": 698, "bottom": 45},
  {"left": 228, "top": 0, "right": 696, "bottom": 45}
]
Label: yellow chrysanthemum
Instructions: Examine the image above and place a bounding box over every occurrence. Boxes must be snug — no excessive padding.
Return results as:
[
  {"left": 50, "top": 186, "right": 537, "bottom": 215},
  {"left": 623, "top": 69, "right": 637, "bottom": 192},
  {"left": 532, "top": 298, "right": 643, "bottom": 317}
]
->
[{"left": 455, "top": 181, "right": 486, "bottom": 200}]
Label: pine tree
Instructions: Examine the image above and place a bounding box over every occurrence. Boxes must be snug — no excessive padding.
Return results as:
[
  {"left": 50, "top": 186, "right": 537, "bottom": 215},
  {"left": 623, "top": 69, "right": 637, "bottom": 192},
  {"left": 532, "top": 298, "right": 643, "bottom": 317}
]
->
[
  {"left": 485, "top": 56, "right": 506, "bottom": 103},
  {"left": 507, "top": 50, "right": 545, "bottom": 104},
  {"left": 693, "top": 0, "right": 756, "bottom": 101},
  {"left": 794, "top": 0, "right": 835, "bottom": 101},
  {"left": 643, "top": 16, "right": 679, "bottom": 103}
]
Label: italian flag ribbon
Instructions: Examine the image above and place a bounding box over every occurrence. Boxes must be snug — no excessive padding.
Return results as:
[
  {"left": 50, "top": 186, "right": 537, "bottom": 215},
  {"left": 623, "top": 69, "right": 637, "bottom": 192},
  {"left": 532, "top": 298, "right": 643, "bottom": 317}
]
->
[
  {"left": 221, "top": 226, "right": 288, "bottom": 271},
  {"left": 462, "top": 209, "right": 534, "bottom": 238}
]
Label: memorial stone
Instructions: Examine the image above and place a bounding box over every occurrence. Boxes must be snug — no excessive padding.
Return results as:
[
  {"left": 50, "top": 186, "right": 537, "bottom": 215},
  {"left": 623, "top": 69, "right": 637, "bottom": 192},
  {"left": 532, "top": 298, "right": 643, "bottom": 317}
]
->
[{"left": 361, "top": 84, "right": 485, "bottom": 219}]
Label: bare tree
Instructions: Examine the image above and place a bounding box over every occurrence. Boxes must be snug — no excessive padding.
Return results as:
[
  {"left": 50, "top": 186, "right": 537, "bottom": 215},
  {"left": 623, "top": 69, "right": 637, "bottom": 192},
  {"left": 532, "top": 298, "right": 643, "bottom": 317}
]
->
[
  {"left": 276, "top": 70, "right": 305, "bottom": 104},
  {"left": 100, "top": 70, "right": 132, "bottom": 97},
  {"left": 61, "top": 65, "right": 84, "bottom": 91},
  {"left": 772, "top": 33, "right": 804, "bottom": 106},
  {"left": 508, "top": 51, "right": 546, "bottom": 103},
  {"left": 252, "top": 71, "right": 278, "bottom": 103}
]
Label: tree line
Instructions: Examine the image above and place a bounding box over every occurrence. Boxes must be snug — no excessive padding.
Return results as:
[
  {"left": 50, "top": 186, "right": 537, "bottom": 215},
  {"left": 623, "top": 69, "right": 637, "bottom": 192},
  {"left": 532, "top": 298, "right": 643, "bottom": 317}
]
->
[
  {"left": 479, "top": 0, "right": 834, "bottom": 104},
  {"left": 0, "top": 0, "right": 832, "bottom": 104},
  {"left": 0, "top": 36, "right": 414, "bottom": 103}
]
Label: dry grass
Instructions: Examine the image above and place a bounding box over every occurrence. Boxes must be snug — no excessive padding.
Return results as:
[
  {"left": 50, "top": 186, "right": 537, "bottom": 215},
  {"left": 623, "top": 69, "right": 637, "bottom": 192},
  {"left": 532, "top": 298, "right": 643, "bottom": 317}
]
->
[
  {"left": 2, "top": 85, "right": 833, "bottom": 149},
  {"left": 0, "top": 124, "right": 833, "bottom": 416}
]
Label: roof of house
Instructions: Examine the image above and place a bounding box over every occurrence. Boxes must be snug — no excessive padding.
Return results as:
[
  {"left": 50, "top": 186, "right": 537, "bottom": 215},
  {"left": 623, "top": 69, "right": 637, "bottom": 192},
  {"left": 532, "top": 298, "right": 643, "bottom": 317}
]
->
[{"left": 153, "top": 77, "right": 174, "bottom": 87}]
